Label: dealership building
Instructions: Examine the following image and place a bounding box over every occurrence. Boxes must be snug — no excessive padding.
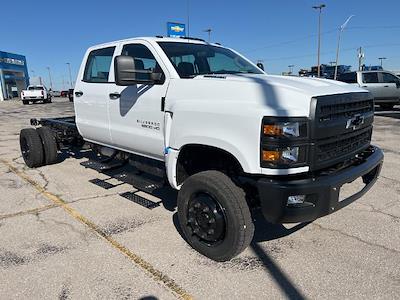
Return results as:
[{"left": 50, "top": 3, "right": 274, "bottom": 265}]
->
[{"left": 0, "top": 51, "right": 29, "bottom": 101}]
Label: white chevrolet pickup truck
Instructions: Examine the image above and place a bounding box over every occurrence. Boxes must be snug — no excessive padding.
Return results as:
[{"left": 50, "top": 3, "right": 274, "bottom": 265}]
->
[
  {"left": 20, "top": 36, "right": 383, "bottom": 261},
  {"left": 21, "top": 85, "right": 52, "bottom": 105}
]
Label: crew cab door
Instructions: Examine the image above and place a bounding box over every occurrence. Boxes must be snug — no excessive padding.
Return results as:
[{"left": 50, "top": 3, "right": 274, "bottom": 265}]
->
[
  {"left": 108, "top": 41, "right": 169, "bottom": 160},
  {"left": 74, "top": 46, "right": 115, "bottom": 145},
  {"left": 380, "top": 72, "right": 400, "bottom": 100},
  {"left": 360, "top": 72, "right": 383, "bottom": 100}
]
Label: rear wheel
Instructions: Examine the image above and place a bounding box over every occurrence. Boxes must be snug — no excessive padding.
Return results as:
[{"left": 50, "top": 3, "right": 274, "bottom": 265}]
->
[
  {"left": 380, "top": 104, "right": 394, "bottom": 110},
  {"left": 20, "top": 128, "right": 44, "bottom": 168},
  {"left": 22, "top": 100, "right": 29, "bottom": 105},
  {"left": 177, "top": 170, "right": 254, "bottom": 261},
  {"left": 37, "top": 127, "right": 58, "bottom": 165}
]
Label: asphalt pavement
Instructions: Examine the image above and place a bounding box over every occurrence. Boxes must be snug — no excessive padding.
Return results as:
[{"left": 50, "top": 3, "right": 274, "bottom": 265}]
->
[{"left": 0, "top": 98, "right": 399, "bottom": 299}]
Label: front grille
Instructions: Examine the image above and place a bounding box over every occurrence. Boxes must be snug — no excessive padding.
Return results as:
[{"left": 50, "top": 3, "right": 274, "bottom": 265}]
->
[
  {"left": 315, "top": 127, "right": 372, "bottom": 166},
  {"left": 318, "top": 99, "right": 374, "bottom": 123},
  {"left": 311, "top": 93, "right": 374, "bottom": 170}
]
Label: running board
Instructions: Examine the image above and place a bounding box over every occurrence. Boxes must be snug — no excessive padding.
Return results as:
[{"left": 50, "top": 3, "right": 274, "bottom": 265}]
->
[{"left": 119, "top": 191, "right": 161, "bottom": 209}]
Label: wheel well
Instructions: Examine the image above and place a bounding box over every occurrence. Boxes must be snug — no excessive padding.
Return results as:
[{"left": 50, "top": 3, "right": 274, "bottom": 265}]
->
[{"left": 176, "top": 144, "right": 244, "bottom": 186}]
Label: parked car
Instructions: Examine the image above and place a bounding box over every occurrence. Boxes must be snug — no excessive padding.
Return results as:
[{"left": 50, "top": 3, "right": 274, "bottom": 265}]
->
[
  {"left": 51, "top": 90, "right": 61, "bottom": 97},
  {"left": 21, "top": 85, "right": 52, "bottom": 105},
  {"left": 68, "top": 89, "right": 74, "bottom": 102},
  {"left": 19, "top": 36, "right": 383, "bottom": 261},
  {"left": 61, "top": 90, "right": 69, "bottom": 97},
  {"left": 338, "top": 71, "right": 400, "bottom": 109}
]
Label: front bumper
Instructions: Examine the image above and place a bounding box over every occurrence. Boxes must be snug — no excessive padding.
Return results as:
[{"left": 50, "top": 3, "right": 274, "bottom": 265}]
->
[{"left": 257, "top": 146, "right": 383, "bottom": 223}]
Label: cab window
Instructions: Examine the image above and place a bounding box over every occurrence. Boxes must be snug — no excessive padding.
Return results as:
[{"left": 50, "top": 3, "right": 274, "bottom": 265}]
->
[
  {"left": 362, "top": 72, "right": 378, "bottom": 83},
  {"left": 83, "top": 47, "right": 115, "bottom": 83},
  {"left": 121, "top": 44, "right": 165, "bottom": 83},
  {"left": 381, "top": 73, "right": 399, "bottom": 84},
  {"left": 338, "top": 72, "right": 357, "bottom": 84}
]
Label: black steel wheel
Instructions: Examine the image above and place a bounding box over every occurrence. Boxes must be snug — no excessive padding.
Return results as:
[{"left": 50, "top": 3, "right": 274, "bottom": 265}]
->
[
  {"left": 19, "top": 128, "right": 44, "bottom": 168},
  {"left": 37, "top": 127, "right": 58, "bottom": 165},
  {"left": 178, "top": 170, "right": 254, "bottom": 261},
  {"left": 187, "top": 192, "right": 227, "bottom": 245}
]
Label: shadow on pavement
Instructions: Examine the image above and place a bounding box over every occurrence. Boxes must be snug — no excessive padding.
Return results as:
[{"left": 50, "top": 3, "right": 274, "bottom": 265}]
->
[
  {"left": 252, "top": 210, "right": 311, "bottom": 242},
  {"left": 250, "top": 242, "right": 306, "bottom": 300}
]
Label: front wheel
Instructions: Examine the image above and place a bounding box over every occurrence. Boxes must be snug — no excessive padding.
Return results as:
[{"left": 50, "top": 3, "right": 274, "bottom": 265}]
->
[
  {"left": 177, "top": 170, "right": 254, "bottom": 261},
  {"left": 22, "top": 100, "right": 29, "bottom": 105}
]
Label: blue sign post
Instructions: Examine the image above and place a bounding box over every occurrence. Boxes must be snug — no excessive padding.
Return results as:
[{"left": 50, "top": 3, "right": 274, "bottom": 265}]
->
[{"left": 167, "top": 22, "right": 186, "bottom": 38}]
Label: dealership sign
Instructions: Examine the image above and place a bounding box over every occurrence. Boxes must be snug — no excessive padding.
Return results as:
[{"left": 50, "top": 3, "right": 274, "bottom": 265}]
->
[
  {"left": 167, "top": 22, "right": 186, "bottom": 38},
  {"left": 0, "top": 57, "right": 25, "bottom": 66}
]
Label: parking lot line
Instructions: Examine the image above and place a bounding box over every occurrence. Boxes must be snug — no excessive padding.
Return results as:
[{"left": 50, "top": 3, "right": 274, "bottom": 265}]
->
[{"left": 1, "top": 159, "right": 193, "bottom": 300}]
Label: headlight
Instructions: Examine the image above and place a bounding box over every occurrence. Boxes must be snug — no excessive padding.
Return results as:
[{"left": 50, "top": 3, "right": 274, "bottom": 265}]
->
[
  {"left": 262, "top": 119, "right": 308, "bottom": 139},
  {"left": 261, "top": 117, "right": 309, "bottom": 168}
]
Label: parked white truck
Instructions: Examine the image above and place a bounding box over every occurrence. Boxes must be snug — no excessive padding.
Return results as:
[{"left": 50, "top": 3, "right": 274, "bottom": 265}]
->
[
  {"left": 21, "top": 85, "right": 52, "bottom": 105},
  {"left": 19, "top": 37, "right": 383, "bottom": 261}
]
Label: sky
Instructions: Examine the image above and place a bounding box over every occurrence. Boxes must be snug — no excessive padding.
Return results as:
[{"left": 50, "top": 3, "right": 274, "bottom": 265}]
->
[{"left": 2, "top": 0, "right": 400, "bottom": 90}]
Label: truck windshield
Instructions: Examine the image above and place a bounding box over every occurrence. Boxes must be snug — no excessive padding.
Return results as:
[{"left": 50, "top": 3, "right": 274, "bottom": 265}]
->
[
  {"left": 158, "top": 42, "right": 263, "bottom": 78},
  {"left": 28, "top": 86, "right": 44, "bottom": 90}
]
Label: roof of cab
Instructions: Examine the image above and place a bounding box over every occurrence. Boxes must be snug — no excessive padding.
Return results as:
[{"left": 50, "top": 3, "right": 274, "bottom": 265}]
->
[{"left": 87, "top": 36, "right": 219, "bottom": 50}]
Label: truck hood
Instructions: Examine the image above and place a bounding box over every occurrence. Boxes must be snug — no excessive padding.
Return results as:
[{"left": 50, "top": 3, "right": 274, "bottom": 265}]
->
[{"left": 167, "top": 74, "right": 368, "bottom": 117}]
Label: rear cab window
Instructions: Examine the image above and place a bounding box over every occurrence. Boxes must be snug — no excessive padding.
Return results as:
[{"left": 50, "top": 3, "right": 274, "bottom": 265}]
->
[
  {"left": 83, "top": 47, "right": 115, "bottom": 83},
  {"left": 28, "top": 86, "right": 44, "bottom": 90},
  {"left": 362, "top": 72, "right": 379, "bottom": 83},
  {"left": 338, "top": 72, "right": 357, "bottom": 84}
]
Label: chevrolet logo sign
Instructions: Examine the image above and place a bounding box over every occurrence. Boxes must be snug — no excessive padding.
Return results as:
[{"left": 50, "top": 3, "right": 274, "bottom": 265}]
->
[
  {"left": 346, "top": 114, "right": 365, "bottom": 130},
  {"left": 171, "top": 25, "right": 184, "bottom": 33}
]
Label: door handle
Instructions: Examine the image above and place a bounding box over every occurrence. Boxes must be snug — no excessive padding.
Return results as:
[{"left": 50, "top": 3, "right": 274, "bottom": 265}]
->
[
  {"left": 384, "top": 85, "right": 389, "bottom": 87},
  {"left": 109, "top": 92, "right": 120, "bottom": 100},
  {"left": 362, "top": 86, "right": 368, "bottom": 88},
  {"left": 75, "top": 91, "right": 83, "bottom": 97}
]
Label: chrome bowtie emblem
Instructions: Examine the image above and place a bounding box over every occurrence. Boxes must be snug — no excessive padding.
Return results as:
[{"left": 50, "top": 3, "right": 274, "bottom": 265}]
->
[{"left": 346, "top": 114, "right": 365, "bottom": 130}]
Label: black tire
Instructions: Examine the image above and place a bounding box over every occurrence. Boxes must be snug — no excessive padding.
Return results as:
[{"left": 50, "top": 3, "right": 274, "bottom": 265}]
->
[
  {"left": 22, "top": 100, "right": 29, "bottom": 105},
  {"left": 177, "top": 170, "right": 254, "bottom": 261},
  {"left": 380, "top": 104, "right": 394, "bottom": 110},
  {"left": 20, "top": 128, "right": 44, "bottom": 168},
  {"left": 37, "top": 127, "right": 58, "bottom": 165}
]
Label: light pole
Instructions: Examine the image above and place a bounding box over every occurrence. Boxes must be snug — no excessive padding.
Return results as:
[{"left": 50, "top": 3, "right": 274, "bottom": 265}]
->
[
  {"left": 313, "top": 4, "right": 326, "bottom": 78},
  {"left": 46, "top": 67, "right": 53, "bottom": 90},
  {"left": 66, "top": 62, "right": 73, "bottom": 88},
  {"left": 203, "top": 28, "right": 212, "bottom": 42},
  {"left": 334, "top": 15, "right": 354, "bottom": 80},
  {"left": 378, "top": 57, "right": 387, "bottom": 68}
]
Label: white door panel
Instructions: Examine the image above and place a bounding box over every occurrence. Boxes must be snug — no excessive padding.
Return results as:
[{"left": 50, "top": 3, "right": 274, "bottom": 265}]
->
[
  {"left": 108, "top": 41, "right": 169, "bottom": 160},
  {"left": 75, "top": 82, "right": 112, "bottom": 145},
  {"left": 108, "top": 84, "right": 167, "bottom": 159}
]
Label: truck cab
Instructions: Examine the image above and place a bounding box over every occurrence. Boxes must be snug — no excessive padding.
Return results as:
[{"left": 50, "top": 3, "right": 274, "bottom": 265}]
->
[
  {"left": 21, "top": 37, "right": 384, "bottom": 261},
  {"left": 338, "top": 70, "right": 400, "bottom": 109}
]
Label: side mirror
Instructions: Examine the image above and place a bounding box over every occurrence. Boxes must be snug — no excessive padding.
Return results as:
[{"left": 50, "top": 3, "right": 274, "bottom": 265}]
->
[
  {"left": 114, "top": 55, "right": 162, "bottom": 86},
  {"left": 256, "top": 62, "right": 264, "bottom": 71}
]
